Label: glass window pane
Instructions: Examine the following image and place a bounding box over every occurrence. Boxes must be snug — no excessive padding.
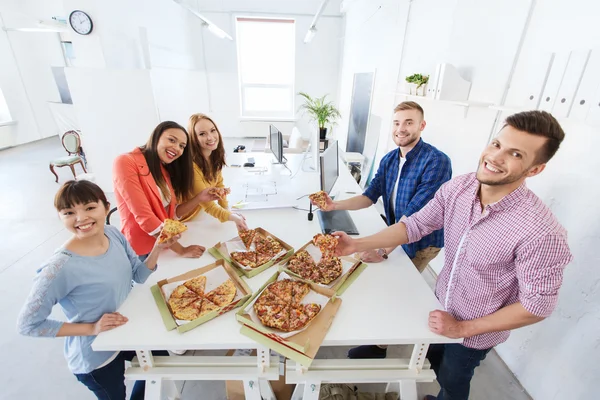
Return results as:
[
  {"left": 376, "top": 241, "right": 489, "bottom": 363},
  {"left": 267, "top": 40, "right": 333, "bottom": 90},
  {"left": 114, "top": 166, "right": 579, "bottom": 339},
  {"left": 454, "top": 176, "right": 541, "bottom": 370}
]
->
[{"left": 244, "top": 87, "right": 292, "bottom": 112}]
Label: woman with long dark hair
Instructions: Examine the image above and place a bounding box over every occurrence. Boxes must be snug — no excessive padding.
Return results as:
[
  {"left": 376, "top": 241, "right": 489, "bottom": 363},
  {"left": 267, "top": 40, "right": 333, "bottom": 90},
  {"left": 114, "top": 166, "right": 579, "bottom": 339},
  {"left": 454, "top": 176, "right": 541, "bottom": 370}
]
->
[
  {"left": 178, "top": 113, "right": 247, "bottom": 230},
  {"left": 113, "top": 121, "right": 218, "bottom": 258}
]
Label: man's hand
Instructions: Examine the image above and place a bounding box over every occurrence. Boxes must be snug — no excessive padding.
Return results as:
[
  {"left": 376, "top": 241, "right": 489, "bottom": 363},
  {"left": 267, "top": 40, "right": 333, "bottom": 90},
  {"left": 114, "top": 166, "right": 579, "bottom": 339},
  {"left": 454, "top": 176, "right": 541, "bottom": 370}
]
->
[
  {"left": 197, "top": 187, "right": 220, "bottom": 203},
  {"left": 332, "top": 231, "right": 357, "bottom": 256},
  {"left": 92, "top": 312, "right": 128, "bottom": 335},
  {"left": 310, "top": 193, "right": 336, "bottom": 211},
  {"left": 359, "top": 249, "right": 385, "bottom": 263},
  {"left": 428, "top": 310, "right": 465, "bottom": 339},
  {"left": 179, "top": 244, "right": 206, "bottom": 258}
]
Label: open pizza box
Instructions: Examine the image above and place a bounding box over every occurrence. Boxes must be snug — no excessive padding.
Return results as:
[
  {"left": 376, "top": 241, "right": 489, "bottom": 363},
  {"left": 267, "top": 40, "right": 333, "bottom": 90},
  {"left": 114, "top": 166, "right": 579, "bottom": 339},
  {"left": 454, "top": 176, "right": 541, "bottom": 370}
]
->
[
  {"left": 236, "top": 270, "right": 342, "bottom": 367},
  {"left": 151, "top": 259, "right": 252, "bottom": 333},
  {"left": 208, "top": 227, "right": 294, "bottom": 278},
  {"left": 281, "top": 240, "right": 368, "bottom": 295}
]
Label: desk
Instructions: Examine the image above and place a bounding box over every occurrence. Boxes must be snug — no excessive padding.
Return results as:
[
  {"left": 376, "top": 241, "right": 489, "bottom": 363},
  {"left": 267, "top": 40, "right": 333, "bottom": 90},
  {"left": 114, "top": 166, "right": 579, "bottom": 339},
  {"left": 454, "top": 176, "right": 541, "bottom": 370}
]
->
[{"left": 93, "top": 153, "right": 460, "bottom": 399}]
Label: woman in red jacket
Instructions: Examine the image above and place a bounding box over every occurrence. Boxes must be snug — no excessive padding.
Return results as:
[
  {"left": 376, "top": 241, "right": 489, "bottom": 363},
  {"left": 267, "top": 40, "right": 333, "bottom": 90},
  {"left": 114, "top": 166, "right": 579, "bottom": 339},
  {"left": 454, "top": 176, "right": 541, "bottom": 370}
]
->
[{"left": 113, "top": 121, "right": 218, "bottom": 258}]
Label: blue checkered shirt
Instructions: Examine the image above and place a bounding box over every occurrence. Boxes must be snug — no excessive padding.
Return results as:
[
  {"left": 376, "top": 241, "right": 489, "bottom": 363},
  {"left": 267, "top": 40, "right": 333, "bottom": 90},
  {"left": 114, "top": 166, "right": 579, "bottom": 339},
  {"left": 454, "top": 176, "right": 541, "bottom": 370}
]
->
[{"left": 363, "top": 138, "right": 452, "bottom": 258}]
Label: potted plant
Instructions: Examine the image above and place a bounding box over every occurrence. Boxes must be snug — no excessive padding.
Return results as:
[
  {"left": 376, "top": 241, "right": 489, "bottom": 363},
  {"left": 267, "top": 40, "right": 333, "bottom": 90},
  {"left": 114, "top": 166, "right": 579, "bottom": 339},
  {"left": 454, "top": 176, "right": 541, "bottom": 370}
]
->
[
  {"left": 298, "top": 92, "right": 341, "bottom": 140},
  {"left": 405, "top": 73, "right": 429, "bottom": 96}
]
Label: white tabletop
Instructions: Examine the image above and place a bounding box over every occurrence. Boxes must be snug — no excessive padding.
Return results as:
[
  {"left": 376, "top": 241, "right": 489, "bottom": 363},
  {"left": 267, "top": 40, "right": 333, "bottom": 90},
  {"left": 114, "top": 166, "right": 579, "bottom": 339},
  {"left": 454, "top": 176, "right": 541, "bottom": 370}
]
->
[{"left": 93, "top": 153, "right": 461, "bottom": 351}]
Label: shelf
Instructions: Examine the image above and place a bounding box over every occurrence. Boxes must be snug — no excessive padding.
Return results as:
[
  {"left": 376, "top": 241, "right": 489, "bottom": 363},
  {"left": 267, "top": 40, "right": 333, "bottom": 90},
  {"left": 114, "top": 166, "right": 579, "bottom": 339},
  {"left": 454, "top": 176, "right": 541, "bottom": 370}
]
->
[
  {"left": 0, "top": 120, "right": 17, "bottom": 128},
  {"left": 395, "top": 92, "right": 492, "bottom": 108}
]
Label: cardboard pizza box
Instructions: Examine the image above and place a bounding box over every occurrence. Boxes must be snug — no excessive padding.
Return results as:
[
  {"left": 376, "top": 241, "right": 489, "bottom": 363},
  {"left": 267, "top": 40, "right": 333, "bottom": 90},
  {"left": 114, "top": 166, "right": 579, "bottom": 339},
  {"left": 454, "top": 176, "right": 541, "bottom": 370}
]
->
[
  {"left": 281, "top": 240, "right": 368, "bottom": 295},
  {"left": 208, "top": 227, "right": 294, "bottom": 278},
  {"left": 236, "top": 271, "right": 341, "bottom": 367},
  {"left": 151, "top": 259, "right": 252, "bottom": 333}
]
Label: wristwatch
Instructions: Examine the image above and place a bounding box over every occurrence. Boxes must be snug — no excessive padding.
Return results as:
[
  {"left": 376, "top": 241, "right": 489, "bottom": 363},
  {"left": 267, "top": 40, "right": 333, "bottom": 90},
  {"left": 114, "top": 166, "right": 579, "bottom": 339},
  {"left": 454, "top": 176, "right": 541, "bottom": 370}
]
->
[{"left": 377, "top": 248, "right": 388, "bottom": 260}]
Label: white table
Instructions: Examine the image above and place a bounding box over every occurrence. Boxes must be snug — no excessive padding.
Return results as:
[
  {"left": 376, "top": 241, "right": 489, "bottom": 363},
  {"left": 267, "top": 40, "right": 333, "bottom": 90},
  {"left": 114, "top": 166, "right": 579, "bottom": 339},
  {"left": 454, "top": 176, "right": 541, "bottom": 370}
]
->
[{"left": 93, "top": 153, "right": 461, "bottom": 399}]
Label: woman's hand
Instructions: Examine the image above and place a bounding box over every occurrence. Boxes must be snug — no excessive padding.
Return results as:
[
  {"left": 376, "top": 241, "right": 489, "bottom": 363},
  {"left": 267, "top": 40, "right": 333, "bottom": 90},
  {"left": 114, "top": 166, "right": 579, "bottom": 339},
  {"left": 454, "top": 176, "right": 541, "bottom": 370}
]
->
[
  {"left": 197, "top": 187, "right": 220, "bottom": 203},
  {"left": 154, "top": 234, "right": 181, "bottom": 250},
  {"left": 332, "top": 231, "right": 357, "bottom": 256},
  {"left": 180, "top": 244, "right": 206, "bottom": 258},
  {"left": 230, "top": 212, "right": 248, "bottom": 231},
  {"left": 92, "top": 312, "right": 128, "bottom": 335}
]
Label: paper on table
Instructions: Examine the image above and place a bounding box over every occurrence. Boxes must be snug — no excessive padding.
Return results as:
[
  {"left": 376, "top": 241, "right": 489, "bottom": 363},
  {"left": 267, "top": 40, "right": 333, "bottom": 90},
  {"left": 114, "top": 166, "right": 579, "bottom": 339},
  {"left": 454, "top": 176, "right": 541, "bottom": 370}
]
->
[
  {"left": 161, "top": 266, "right": 244, "bottom": 326},
  {"left": 224, "top": 236, "right": 286, "bottom": 271},
  {"left": 244, "top": 271, "right": 330, "bottom": 339},
  {"left": 299, "top": 244, "right": 356, "bottom": 288}
]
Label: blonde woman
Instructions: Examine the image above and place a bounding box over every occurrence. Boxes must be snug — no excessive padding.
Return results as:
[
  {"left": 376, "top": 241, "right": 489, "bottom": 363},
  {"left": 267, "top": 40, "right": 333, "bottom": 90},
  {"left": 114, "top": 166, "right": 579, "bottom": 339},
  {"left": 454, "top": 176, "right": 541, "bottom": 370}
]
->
[{"left": 180, "top": 113, "right": 247, "bottom": 230}]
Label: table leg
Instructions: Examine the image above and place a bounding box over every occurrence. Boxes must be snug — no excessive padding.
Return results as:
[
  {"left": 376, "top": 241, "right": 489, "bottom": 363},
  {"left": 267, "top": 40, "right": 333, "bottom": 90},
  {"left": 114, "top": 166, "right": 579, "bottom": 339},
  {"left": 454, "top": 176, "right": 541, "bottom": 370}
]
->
[
  {"left": 400, "top": 379, "right": 417, "bottom": 400},
  {"left": 243, "top": 379, "right": 262, "bottom": 400},
  {"left": 291, "top": 384, "right": 304, "bottom": 400},
  {"left": 136, "top": 350, "right": 181, "bottom": 400},
  {"left": 144, "top": 378, "right": 163, "bottom": 400},
  {"left": 302, "top": 381, "right": 321, "bottom": 400}
]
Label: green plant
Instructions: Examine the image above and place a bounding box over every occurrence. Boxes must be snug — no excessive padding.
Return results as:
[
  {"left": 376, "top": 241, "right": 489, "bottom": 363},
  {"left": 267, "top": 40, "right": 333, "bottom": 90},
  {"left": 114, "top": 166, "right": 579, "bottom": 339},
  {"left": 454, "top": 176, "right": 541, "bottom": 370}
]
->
[
  {"left": 297, "top": 92, "right": 341, "bottom": 129},
  {"left": 405, "top": 73, "right": 430, "bottom": 89}
]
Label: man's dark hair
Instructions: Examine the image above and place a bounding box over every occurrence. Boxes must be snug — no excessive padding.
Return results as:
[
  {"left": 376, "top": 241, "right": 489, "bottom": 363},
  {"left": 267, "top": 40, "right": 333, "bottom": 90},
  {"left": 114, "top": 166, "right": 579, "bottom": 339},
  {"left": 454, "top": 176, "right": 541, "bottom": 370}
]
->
[{"left": 503, "top": 110, "right": 565, "bottom": 164}]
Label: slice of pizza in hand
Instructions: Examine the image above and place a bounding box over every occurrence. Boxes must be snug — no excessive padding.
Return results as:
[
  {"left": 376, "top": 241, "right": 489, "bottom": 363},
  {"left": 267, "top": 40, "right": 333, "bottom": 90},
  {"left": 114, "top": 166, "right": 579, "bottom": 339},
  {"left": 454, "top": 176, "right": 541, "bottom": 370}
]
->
[
  {"left": 158, "top": 218, "right": 187, "bottom": 243},
  {"left": 205, "top": 279, "right": 237, "bottom": 306},
  {"left": 309, "top": 190, "right": 329, "bottom": 209},
  {"left": 183, "top": 275, "right": 207, "bottom": 296},
  {"left": 312, "top": 233, "right": 339, "bottom": 259},
  {"left": 238, "top": 229, "right": 257, "bottom": 250}
]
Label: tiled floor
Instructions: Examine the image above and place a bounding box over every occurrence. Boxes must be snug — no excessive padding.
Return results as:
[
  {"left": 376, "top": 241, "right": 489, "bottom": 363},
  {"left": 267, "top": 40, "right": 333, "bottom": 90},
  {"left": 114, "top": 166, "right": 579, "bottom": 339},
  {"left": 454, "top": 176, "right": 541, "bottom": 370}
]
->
[{"left": 0, "top": 137, "right": 532, "bottom": 400}]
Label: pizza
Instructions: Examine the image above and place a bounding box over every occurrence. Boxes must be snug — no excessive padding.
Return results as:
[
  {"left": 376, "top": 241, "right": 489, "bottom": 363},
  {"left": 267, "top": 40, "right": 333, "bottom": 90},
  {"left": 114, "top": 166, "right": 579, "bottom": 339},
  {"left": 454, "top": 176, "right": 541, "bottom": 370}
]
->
[
  {"left": 313, "top": 233, "right": 339, "bottom": 259},
  {"left": 286, "top": 249, "right": 342, "bottom": 285},
  {"left": 254, "top": 234, "right": 272, "bottom": 255},
  {"left": 183, "top": 275, "right": 206, "bottom": 296},
  {"left": 166, "top": 275, "right": 237, "bottom": 321},
  {"left": 266, "top": 236, "right": 283, "bottom": 255},
  {"left": 309, "top": 190, "right": 329, "bottom": 209},
  {"left": 256, "top": 252, "right": 273, "bottom": 267},
  {"left": 252, "top": 279, "right": 321, "bottom": 332},
  {"left": 231, "top": 251, "right": 257, "bottom": 268},
  {"left": 158, "top": 219, "right": 187, "bottom": 243},
  {"left": 238, "top": 229, "right": 257, "bottom": 250},
  {"left": 205, "top": 279, "right": 237, "bottom": 306},
  {"left": 208, "top": 187, "right": 231, "bottom": 200}
]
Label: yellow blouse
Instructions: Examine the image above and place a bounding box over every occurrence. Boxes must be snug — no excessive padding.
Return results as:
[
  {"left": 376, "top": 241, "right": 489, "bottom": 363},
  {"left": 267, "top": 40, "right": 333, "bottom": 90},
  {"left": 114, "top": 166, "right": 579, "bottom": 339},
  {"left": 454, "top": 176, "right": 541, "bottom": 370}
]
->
[{"left": 180, "top": 163, "right": 231, "bottom": 223}]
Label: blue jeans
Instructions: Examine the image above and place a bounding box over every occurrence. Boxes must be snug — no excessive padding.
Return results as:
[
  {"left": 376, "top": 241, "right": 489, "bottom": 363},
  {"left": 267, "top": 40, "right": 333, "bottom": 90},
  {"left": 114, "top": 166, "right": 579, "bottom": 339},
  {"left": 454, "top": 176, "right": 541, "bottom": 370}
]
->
[
  {"left": 427, "top": 343, "right": 491, "bottom": 400},
  {"left": 75, "top": 350, "right": 168, "bottom": 400}
]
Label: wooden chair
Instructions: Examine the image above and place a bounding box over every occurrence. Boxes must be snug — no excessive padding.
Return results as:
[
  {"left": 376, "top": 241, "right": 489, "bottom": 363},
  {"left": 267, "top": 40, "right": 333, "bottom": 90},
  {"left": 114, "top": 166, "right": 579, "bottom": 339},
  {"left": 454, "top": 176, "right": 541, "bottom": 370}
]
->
[{"left": 50, "top": 131, "right": 87, "bottom": 183}]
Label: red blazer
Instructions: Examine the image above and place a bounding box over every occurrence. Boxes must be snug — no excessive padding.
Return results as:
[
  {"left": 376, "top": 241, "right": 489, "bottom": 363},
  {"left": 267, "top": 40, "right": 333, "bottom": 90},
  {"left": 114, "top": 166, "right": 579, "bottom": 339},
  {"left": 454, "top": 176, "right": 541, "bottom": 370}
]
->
[{"left": 112, "top": 147, "right": 177, "bottom": 255}]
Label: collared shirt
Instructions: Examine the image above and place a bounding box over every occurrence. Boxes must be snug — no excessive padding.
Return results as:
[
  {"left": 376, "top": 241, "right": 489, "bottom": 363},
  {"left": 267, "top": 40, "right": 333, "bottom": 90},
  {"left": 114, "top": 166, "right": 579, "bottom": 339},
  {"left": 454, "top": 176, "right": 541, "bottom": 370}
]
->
[
  {"left": 363, "top": 138, "right": 452, "bottom": 258},
  {"left": 404, "top": 173, "right": 573, "bottom": 349}
]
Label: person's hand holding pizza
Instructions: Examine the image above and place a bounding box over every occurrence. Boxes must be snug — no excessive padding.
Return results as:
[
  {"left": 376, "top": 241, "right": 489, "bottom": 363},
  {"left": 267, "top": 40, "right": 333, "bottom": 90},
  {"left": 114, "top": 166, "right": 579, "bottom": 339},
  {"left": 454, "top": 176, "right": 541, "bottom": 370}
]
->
[
  {"left": 230, "top": 212, "right": 248, "bottom": 231},
  {"left": 309, "top": 191, "right": 336, "bottom": 211},
  {"left": 198, "top": 187, "right": 221, "bottom": 203},
  {"left": 331, "top": 231, "right": 357, "bottom": 256}
]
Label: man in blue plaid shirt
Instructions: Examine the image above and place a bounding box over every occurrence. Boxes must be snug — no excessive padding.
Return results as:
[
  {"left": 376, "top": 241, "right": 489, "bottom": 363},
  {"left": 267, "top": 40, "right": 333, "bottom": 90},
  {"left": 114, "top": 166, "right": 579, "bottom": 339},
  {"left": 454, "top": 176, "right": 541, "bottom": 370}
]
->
[
  {"left": 313, "top": 101, "right": 452, "bottom": 358},
  {"left": 314, "top": 101, "right": 452, "bottom": 270}
]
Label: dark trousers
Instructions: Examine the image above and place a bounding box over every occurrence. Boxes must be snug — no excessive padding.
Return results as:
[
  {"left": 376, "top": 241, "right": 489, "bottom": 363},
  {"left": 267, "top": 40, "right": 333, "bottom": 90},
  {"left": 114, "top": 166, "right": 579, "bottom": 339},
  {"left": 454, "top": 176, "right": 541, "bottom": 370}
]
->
[
  {"left": 427, "top": 343, "right": 492, "bottom": 400},
  {"left": 75, "top": 350, "right": 168, "bottom": 400}
]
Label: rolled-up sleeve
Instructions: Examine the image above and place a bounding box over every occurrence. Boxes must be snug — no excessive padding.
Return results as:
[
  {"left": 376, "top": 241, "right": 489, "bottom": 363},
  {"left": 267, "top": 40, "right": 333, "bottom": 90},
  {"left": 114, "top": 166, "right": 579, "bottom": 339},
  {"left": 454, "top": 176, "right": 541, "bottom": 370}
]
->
[
  {"left": 516, "top": 234, "right": 572, "bottom": 317},
  {"left": 403, "top": 181, "right": 447, "bottom": 244}
]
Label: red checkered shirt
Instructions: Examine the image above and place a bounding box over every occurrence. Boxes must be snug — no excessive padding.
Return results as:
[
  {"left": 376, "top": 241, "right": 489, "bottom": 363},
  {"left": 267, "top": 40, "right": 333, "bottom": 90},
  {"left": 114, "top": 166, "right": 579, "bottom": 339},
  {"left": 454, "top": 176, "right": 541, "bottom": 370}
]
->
[{"left": 404, "top": 173, "right": 572, "bottom": 349}]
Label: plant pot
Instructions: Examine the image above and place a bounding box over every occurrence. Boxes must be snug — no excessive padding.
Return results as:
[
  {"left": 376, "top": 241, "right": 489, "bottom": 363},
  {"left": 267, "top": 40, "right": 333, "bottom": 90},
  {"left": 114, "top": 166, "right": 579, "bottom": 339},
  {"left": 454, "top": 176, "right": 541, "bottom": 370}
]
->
[
  {"left": 406, "top": 82, "right": 418, "bottom": 95},
  {"left": 319, "top": 127, "right": 327, "bottom": 140},
  {"left": 416, "top": 83, "right": 427, "bottom": 96}
]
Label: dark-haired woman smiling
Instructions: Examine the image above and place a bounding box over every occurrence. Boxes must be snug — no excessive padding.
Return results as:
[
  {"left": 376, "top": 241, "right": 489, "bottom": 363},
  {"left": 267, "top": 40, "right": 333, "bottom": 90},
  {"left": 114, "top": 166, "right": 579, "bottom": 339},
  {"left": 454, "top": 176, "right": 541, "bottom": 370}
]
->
[{"left": 113, "top": 121, "right": 218, "bottom": 258}]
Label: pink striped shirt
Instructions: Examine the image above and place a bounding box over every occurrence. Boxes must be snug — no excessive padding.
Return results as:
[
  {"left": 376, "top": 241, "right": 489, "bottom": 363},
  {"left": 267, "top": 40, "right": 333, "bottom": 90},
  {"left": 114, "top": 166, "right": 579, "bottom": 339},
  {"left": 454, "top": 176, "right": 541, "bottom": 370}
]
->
[{"left": 404, "top": 173, "right": 572, "bottom": 349}]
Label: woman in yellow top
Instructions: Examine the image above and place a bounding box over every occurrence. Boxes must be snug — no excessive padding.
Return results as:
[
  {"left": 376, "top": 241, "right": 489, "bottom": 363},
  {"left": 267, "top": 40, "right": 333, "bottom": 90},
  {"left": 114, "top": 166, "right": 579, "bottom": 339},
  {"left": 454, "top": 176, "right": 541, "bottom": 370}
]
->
[{"left": 180, "top": 113, "right": 248, "bottom": 230}]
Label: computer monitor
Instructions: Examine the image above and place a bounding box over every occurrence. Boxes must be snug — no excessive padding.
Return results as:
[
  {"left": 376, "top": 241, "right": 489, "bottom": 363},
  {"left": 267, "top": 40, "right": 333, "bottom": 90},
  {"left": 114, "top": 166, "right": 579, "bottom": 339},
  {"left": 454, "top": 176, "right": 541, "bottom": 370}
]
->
[
  {"left": 269, "top": 124, "right": 285, "bottom": 164},
  {"left": 319, "top": 140, "right": 339, "bottom": 194},
  {"left": 316, "top": 141, "right": 359, "bottom": 235}
]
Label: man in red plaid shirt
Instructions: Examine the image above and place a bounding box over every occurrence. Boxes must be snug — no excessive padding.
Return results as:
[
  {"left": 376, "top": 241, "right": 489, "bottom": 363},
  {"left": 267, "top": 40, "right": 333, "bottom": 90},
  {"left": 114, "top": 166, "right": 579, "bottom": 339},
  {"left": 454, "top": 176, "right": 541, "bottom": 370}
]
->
[{"left": 334, "top": 110, "right": 573, "bottom": 400}]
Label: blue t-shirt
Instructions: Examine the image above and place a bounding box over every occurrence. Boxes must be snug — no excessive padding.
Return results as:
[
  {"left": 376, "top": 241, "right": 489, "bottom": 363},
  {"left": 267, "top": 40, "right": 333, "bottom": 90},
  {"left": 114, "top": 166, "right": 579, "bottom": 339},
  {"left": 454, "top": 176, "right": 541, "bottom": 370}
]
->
[{"left": 17, "top": 226, "right": 155, "bottom": 374}]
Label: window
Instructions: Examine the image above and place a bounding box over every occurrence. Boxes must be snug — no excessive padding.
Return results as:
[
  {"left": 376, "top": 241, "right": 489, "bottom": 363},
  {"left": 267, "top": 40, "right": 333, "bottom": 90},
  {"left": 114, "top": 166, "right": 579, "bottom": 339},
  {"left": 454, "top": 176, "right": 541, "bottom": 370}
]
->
[{"left": 236, "top": 18, "right": 295, "bottom": 118}]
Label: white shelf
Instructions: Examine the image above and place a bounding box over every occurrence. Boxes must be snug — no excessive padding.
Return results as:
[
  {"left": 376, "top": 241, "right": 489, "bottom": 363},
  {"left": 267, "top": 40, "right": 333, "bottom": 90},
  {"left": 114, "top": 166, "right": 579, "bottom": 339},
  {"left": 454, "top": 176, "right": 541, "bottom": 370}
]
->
[
  {"left": 396, "top": 92, "right": 492, "bottom": 108},
  {"left": 0, "top": 120, "right": 17, "bottom": 128}
]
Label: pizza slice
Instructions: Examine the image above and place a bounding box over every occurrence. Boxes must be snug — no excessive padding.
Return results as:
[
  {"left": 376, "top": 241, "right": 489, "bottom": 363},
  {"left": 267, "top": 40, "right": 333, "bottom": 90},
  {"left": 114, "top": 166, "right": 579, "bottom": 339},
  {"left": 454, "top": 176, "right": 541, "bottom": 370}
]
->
[
  {"left": 158, "top": 218, "right": 187, "bottom": 243},
  {"left": 255, "top": 290, "right": 287, "bottom": 307},
  {"left": 308, "top": 190, "right": 329, "bottom": 210},
  {"left": 303, "top": 303, "right": 321, "bottom": 321},
  {"left": 254, "top": 234, "right": 273, "bottom": 256},
  {"left": 208, "top": 187, "right": 232, "bottom": 200},
  {"left": 205, "top": 279, "right": 237, "bottom": 306},
  {"left": 266, "top": 236, "right": 283, "bottom": 255},
  {"left": 256, "top": 252, "right": 273, "bottom": 267},
  {"left": 267, "top": 279, "right": 293, "bottom": 304},
  {"left": 289, "top": 305, "right": 310, "bottom": 331},
  {"left": 183, "top": 275, "right": 207, "bottom": 296},
  {"left": 238, "top": 229, "right": 257, "bottom": 250},
  {"left": 230, "top": 251, "right": 257, "bottom": 268},
  {"left": 288, "top": 250, "right": 316, "bottom": 268},
  {"left": 254, "top": 303, "right": 290, "bottom": 331},
  {"left": 171, "top": 298, "right": 202, "bottom": 320},
  {"left": 199, "top": 297, "right": 219, "bottom": 316},
  {"left": 312, "top": 233, "right": 339, "bottom": 259},
  {"left": 316, "top": 257, "right": 343, "bottom": 285},
  {"left": 167, "top": 296, "right": 196, "bottom": 313},
  {"left": 291, "top": 281, "right": 310, "bottom": 304},
  {"left": 170, "top": 285, "right": 199, "bottom": 299}
]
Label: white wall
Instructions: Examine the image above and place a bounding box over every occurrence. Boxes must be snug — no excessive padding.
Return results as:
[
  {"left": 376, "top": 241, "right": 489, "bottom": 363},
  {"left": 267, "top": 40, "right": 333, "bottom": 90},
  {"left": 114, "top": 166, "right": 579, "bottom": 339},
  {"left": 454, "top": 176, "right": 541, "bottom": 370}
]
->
[{"left": 340, "top": 0, "right": 599, "bottom": 398}]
